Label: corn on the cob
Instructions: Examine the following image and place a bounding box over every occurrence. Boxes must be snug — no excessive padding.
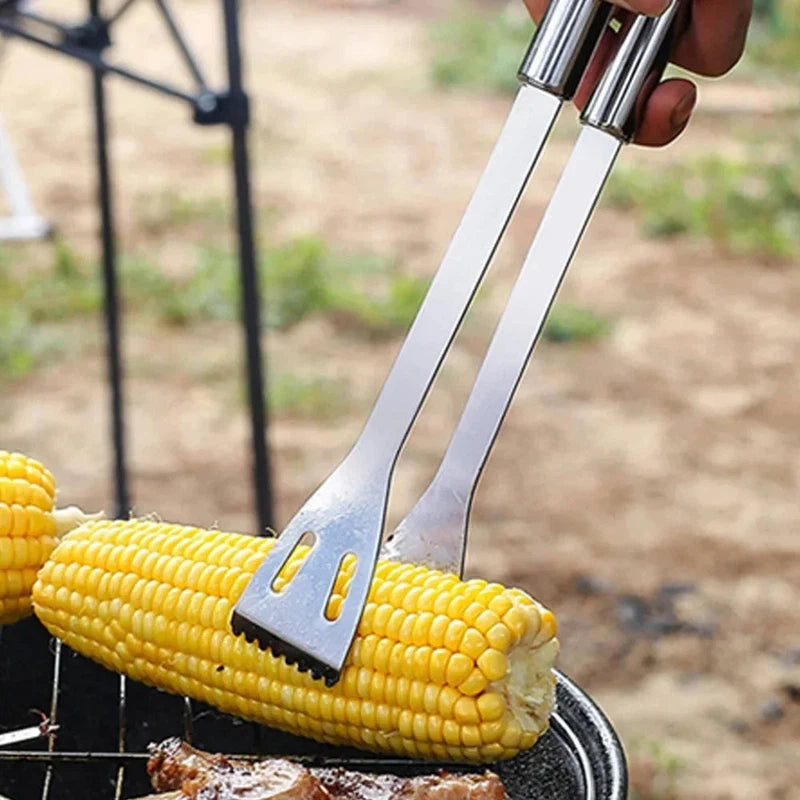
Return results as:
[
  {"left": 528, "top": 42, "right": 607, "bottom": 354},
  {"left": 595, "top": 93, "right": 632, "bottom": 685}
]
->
[
  {"left": 0, "top": 450, "right": 97, "bottom": 625},
  {"left": 33, "top": 519, "right": 559, "bottom": 763}
]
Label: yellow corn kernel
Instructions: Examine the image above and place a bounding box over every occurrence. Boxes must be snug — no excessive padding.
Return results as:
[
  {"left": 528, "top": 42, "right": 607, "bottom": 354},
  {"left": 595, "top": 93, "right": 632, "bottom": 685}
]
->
[
  {"left": 458, "top": 628, "right": 487, "bottom": 660},
  {"left": 443, "top": 719, "right": 461, "bottom": 746},
  {"left": 503, "top": 606, "right": 529, "bottom": 642},
  {"left": 445, "top": 652, "right": 473, "bottom": 687},
  {"left": 481, "top": 743, "right": 506, "bottom": 761},
  {"left": 411, "top": 612, "right": 433, "bottom": 646},
  {"left": 447, "top": 594, "right": 470, "bottom": 619},
  {"left": 411, "top": 646, "right": 431, "bottom": 681},
  {"left": 429, "top": 614, "right": 450, "bottom": 647},
  {"left": 443, "top": 619, "right": 468, "bottom": 651},
  {"left": 429, "top": 647, "right": 450, "bottom": 684},
  {"left": 479, "top": 720, "right": 505, "bottom": 744},
  {"left": 477, "top": 691, "right": 505, "bottom": 721},
  {"left": 372, "top": 603, "right": 393, "bottom": 636},
  {"left": 488, "top": 595, "right": 513, "bottom": 617},
  {"left": 423, "top": 684, "right": 440, "bottom": 715},
  {"left": 477, "top": 649, "right": 508, "bottom": 682},
  {"left": 486, "top": 622, "right": 514, "bottom": 651},
  {"left": 438, "top": 685, "right": 460, "bottom": 718},
  {"left": 454, "top": 696, "right": 480, "bottom": 725},
  {"left": 474, "top": 609, "right": 501, "bottom": 634},
  {"left": 463, "top": 602, "right": 485, "bottom": 627},
  {"left": 461, "top": 724, "right": 481, "bottom": 748},
  {"left": 458, "top": 668, "right": 488, "bottom": 697}
]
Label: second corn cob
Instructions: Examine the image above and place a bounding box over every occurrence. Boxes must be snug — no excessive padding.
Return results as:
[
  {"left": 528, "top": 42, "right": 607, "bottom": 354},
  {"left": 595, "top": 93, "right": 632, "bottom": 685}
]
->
[
  {"left": 0, "top": 450, "right": 96, "bottom": 625},
  {"left": 33, "top": 518, "right": 559, "bottom": 763}
]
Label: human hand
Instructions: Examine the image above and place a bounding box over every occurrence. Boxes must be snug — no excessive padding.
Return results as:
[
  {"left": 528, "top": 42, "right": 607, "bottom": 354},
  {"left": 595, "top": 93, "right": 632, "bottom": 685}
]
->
[{"left": 523, "top": 0, "right": 754, "bottom": 145}]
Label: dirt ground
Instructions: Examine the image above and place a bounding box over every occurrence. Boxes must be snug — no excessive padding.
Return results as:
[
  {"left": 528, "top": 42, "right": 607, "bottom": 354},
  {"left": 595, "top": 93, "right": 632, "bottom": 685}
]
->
[{"left": 1, "top": 1, "right": 799, "bottom": 797}]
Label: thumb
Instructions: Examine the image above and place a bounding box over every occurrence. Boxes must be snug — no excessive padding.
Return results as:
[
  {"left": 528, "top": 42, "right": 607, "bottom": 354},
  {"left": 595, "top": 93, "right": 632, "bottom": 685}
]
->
[{"left": 613, "top": 0, "right": 670, "bottom": 13}]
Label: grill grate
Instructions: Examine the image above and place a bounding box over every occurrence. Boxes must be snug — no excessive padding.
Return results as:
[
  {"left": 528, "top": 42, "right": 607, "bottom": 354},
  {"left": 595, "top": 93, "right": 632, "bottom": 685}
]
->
[
  {"left": 0, "top": 619, "right": 469, "bottom": 799},
  {"left": 1, "top": 618, "right": 627, "bottom": 800}
]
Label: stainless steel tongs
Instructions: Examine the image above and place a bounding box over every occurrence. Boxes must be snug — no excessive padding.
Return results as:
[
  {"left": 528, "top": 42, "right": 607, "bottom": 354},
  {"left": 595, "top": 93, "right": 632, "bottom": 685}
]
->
[{"left": 232, "top": 0, "right": 683, "bottom": 685}]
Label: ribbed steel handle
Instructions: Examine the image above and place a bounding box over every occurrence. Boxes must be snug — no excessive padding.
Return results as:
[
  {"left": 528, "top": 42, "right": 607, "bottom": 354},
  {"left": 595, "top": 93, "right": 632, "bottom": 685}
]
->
[
  {"left": 582, "top": 0, "right": 682, "bottom": 141},
  {"left": 518, "top": 0, "right": 613, "bottom": 99}
]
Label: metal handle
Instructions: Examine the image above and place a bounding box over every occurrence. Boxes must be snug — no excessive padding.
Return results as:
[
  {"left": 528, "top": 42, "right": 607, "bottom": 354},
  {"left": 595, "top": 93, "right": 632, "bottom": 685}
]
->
[
  {"left": 582, "top": 0, "right": 683, "bottom": 141},
  {"left": 518, "top": 0, "right": 614, "bottom": 100}
]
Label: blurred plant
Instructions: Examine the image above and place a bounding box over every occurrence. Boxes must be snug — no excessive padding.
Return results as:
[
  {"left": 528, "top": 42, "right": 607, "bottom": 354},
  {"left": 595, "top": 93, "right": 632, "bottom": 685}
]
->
[
  {"left": 144, "top": 250, "right": 238, "bottom": 325},
  {"left": 269, "top": 373, "right": 351, "bottom": 420},
  {"left": 606, "top": 143, "right": 800, "bottom": 260},
  {"left": 754, "top": 0, "right": 780, "bottom": 19},
  {"left": 0, "top": 305, "right": 35, "bottom": 378},
  {"left": 200, "top": 142, "right": 232, "bottom": 165},
  {"left": 135, "top": 191, "right": 230, "bottom": 235},
  {"left": 262, "top": 237, "right": 336, "bottom": 328},
  {"left": 0, "top": 234, "right": 426, "bottom": 379},
  {"left": 19, "top": 240, "right": 102, "bottom": 321},
  {"left": 745, "top": 0, "right": 800, "bottom": 71},
  {"left": 0, "top": 306, "right": 64, "bottom": 380},
  {"left": 629, "top": 741, "right": 686, "bottom": 800},
  {"left": 0, "top": 240, "right": 99, "bottom": 380},
  {"left": 262, "top": 237, "right": 428, "bottom": 335},
  {"left": 429, "top": 3, "right": 535, "bottom": 94},
  {"left": 543, "top": 304, "right": 613, "bottom": 343},
  {"left": 323, "top": 272, "right": 429, "bottom": 339},
  {"left": 126, "top": 236, "right": 427, "bottom": 335},
  {"left": 0, "top": 245, "right": 80, "bottom": 379}
]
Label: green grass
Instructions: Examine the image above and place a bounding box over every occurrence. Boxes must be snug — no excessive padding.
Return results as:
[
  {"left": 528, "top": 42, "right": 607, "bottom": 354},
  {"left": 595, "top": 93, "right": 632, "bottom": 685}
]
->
[
  {"left": 22, "top": 241, "right": 102, "bottom": 321},
  {"left": 0, "top": 235, "right": 425, "bottom": 382},
  {"left": 629, "top": 741, "right": 686, "bottom": 800},
  {"left": 543, "top": 304, "right": 613, "bottom": 344},
  {"left": 429, "top": 4, "right": 535, "bottom": 94},
  {"left": 165, "top": 237, "right": 428, "bottom": 336},
  {"left": 107, "top": 238, "right": 424, "bottom": 335},
  {"left": 0, "top": 241, "right": 99, "bottom": 379},
  {"left": 32, "top": 236, "right": 424, "bottom": 337},
  {"left": 0, "top": 229, "right": 603, "bottom": 383},
  {"left": 745, "top": 0, "right": 800, "bottom": 72},
  {"left": 606, "top": 142, "right": 800, "bottom": 260},
  {"left": 269, "top": 373, "right": 351, "bottom": 420},
  {"left": 0, "top": 307, "right": 66, "bottom": 380},
  {"left": 135, "top": 191, "right": 230, "bottom": 235},
  {"left": 200, "top": 143, "right": 232, "bottom": 165}
]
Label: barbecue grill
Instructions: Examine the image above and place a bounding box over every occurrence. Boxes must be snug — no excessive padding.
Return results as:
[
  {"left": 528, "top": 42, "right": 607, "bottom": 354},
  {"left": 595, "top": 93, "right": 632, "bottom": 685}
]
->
[
  {"left": 1, "top": 618, "right": 627, "bottom": 799},
  {"left": 0, "top": 2, "right": 628, "bottom": 797}
]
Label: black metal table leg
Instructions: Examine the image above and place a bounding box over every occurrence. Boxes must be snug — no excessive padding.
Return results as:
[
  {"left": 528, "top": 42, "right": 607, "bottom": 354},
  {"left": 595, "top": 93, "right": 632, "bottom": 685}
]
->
[
  {"left": 89, "top": 1, "right": 129, "bottom": 519},
  {"left": 222, "top": 0, "right": 273, "bottom": 536}
]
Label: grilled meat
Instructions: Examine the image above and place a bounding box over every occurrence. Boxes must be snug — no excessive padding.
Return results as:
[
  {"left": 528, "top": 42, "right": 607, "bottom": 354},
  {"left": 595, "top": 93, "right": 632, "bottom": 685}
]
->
[
  {"left": 315, "top": 767, "right": 509, "bottom": 800},
  {"left": 137, "top": 739, "right": 509, "bottom": 800},
  {"left": 146, "top": 738, "right": 329, "bottom": 800}
]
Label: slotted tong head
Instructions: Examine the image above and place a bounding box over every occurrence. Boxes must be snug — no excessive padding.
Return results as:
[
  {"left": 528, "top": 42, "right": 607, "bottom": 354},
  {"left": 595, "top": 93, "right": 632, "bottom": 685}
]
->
[{"left": 233, "top": 0, "right": 685, "bottom": 684}]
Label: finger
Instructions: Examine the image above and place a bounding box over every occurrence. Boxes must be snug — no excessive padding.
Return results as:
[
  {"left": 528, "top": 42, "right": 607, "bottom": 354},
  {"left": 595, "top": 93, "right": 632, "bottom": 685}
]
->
[
  {"left": 613, "top": 0, "right": 669, "bottom": 13},
  {"left": 522, "top": 0, "right": 546, "bottom": 22},
  {"left": 671, "top": 0, "right": 753, "bottom": 77},
  {"left": 631, "top": 77, "right": 696, "bottom": 146},
  {"left": 523, "top": 0, "right": 669, "bottom": 24}
]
